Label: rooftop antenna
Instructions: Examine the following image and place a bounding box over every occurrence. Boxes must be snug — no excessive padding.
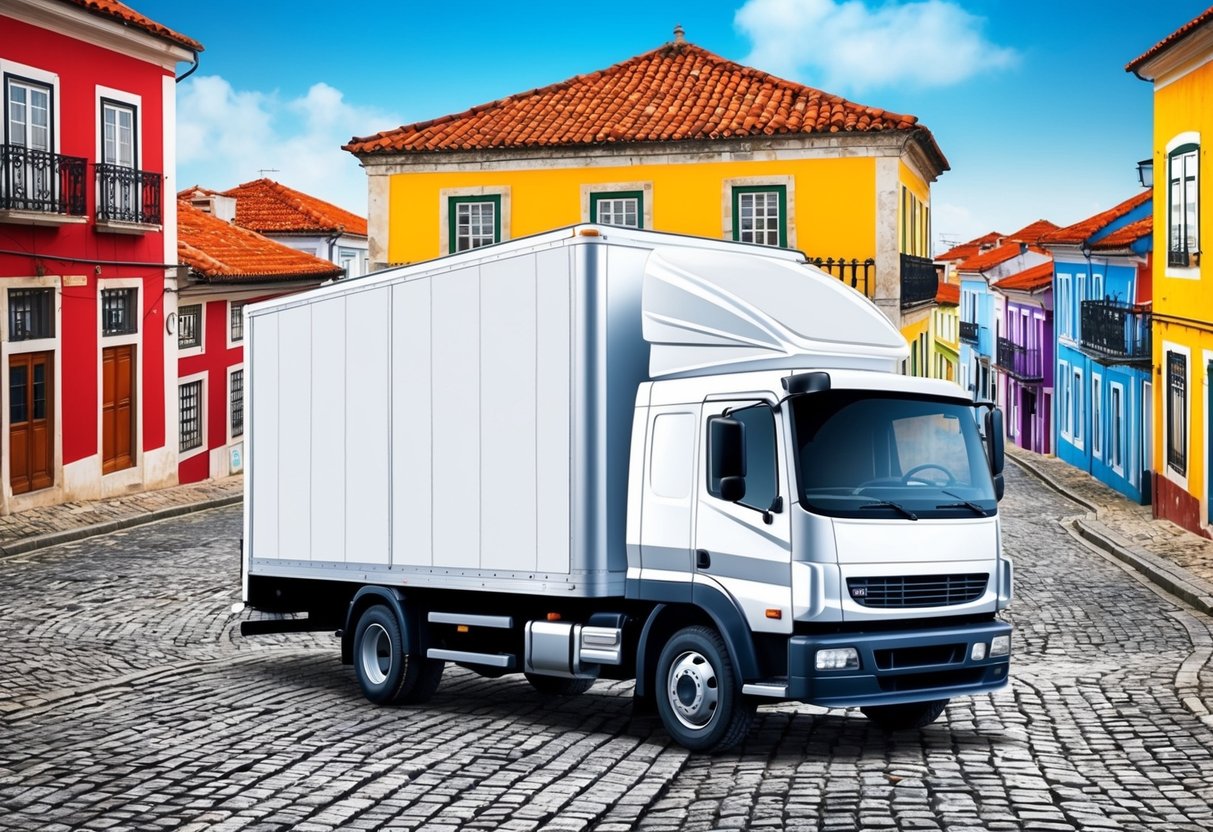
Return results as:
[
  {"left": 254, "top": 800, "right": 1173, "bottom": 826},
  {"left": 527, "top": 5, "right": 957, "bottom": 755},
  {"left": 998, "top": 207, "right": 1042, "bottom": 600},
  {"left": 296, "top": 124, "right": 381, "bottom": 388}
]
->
[{"left": 258, "top": 168, "right": 280, "bottom": 178}]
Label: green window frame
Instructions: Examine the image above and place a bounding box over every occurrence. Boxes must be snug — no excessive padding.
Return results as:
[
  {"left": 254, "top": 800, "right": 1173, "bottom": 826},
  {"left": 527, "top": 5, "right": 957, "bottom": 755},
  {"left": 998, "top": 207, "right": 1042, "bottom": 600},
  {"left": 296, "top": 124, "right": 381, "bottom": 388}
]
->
[
  {"left": 589, "top": 190, "right": 643, "bottom": 228},
  {"left": 448, "top": 194, "right": 501, "bottom": 253},
  {"left": 1168, "top": 143, "right": 1199, "bottom": 268},
  {"left": 732, "top": 185, "right": 787, "bottom": 248}
]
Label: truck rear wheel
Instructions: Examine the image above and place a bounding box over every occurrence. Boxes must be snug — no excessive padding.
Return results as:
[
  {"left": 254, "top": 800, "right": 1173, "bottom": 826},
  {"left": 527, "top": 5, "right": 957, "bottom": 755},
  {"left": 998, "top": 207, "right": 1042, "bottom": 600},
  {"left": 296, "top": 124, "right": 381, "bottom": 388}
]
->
[
  {"left": 655, "top": 625, "right": 754, "bottom": 753},
  {"left": 353, "top": 604, "right": 444, "bottom": 705},
  {"left": 861, "top": 698, "right": 948, "bottom": 731},
  {"left": 524, "top": 673, "right": 596, "bottom": 696}
]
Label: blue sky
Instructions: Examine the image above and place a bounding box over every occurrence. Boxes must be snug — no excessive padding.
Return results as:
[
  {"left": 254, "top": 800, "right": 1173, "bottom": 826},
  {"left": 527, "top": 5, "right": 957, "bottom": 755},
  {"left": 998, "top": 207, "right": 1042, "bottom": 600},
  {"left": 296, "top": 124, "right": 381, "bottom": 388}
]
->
[{"left": 135, "top": 0, "right": 1209, "bottom": 253}]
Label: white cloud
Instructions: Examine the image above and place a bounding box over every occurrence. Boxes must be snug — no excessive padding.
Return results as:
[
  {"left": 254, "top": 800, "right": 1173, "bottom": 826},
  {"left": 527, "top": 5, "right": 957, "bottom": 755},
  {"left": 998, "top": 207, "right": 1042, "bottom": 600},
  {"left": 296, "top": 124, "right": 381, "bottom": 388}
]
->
[
  {"left": 174, "top": 76, "right": 402, "bottom": 215},
  {"left": 735, "top": 0, "right": 1017, "bottom": 94}
]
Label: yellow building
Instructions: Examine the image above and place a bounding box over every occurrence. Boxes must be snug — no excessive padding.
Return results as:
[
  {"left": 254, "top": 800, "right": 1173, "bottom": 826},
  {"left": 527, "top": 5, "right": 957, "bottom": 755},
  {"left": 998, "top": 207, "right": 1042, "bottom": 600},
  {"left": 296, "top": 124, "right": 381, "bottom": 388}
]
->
[
  {"left": 1129, "top": 9, "right": 1213, "bottom": 534},
  {"left": 345, "top": 30, "right": 947, "bottom": 332}
]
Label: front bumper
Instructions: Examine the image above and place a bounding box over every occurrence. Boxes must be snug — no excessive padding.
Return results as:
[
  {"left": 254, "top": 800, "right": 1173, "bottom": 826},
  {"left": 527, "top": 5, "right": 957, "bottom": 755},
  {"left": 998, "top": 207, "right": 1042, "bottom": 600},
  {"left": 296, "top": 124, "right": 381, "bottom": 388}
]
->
[{"left": 787, "top": 619, "right": 1011, "bottom": 708}]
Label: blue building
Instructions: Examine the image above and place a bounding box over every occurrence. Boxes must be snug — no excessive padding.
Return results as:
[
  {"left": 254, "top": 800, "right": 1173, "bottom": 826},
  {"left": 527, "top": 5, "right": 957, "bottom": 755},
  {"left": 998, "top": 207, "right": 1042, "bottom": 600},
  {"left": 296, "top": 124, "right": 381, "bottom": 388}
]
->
[{"left": 1042, "top": 191, "right": 1153, "bottom": 503}]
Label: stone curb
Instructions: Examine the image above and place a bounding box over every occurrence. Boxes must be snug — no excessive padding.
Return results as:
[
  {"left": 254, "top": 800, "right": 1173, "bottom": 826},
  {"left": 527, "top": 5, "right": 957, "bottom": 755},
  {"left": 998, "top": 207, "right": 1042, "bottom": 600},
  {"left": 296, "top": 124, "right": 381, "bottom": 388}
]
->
[
  {"left": 0, "top": 493, "right": 243, "bottom": 559},
  {"left": 1006, "top": 450, "right": 1213, "bottom": 617}
]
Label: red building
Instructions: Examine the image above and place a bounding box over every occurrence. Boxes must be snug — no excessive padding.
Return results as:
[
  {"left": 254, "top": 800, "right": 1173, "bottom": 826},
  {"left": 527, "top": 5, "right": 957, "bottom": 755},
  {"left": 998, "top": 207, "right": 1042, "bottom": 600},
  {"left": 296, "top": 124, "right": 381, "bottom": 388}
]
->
[
  {"left": 176, "top": 199, "right": 342, "bottom": 484},
  {"left": 0, "top": 1, "right": 200, "bottom": 512}
]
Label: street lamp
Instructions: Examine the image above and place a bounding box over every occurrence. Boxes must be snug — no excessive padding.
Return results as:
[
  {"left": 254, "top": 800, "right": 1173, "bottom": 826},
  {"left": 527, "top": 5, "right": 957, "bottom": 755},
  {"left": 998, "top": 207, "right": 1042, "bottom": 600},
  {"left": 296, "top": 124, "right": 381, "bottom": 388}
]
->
[{"left": 1137, "top": 158, "right": 1154, "bottom": 189}]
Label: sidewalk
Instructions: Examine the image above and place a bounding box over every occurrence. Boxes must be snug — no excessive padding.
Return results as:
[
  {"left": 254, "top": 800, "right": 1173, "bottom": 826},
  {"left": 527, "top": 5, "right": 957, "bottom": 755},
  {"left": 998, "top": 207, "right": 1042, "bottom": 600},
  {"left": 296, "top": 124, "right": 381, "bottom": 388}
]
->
[
  {"left": 0, "top": 476, "right": 243, "bottom": 557},
  {"left": 1006, "top": 444, "right": 1213, "bottom": 616}
]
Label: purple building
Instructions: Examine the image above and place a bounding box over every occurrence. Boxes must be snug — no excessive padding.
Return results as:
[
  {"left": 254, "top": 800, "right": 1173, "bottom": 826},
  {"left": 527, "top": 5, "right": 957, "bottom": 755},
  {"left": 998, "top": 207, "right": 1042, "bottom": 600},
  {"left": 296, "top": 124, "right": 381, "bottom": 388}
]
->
[{"left": 993, "top": 260, "right": 1054, "bottom": 454}]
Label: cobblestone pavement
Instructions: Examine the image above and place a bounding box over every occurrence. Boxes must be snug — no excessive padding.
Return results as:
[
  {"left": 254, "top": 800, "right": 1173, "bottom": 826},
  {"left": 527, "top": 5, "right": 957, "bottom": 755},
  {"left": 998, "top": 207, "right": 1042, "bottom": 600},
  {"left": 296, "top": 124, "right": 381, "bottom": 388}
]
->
[{"left": 2, "top": 465, "right": 1213, "bottom": 831}]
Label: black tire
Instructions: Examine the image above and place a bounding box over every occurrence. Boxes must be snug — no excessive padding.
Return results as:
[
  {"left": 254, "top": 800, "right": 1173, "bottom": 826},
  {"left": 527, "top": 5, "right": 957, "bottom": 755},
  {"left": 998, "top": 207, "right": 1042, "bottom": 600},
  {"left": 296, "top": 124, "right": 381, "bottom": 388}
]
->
[
  {"left": 654, "top": 625, "right": 755, "bottom": 753},
  {"left": 524, "top": 673, "right": 597, "bottom": 696},
  {"left": 861, "top": 698, "right": 948, "bottom": 731},
  {"left": 352, "top": 604, "right": 445, "bottom": 705}
]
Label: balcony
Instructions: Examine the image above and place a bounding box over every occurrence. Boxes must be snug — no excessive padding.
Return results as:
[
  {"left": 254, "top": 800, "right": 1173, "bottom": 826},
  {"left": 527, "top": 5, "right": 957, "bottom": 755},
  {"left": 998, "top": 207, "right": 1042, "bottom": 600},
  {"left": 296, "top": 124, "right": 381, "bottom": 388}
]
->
[
  {"left": 808, "top": 256, "right": 875, "bottom": 298},
  {"left": 1080, "top": 300, "right": 1151, "bottom": 365},
  {"left": 900, "top": 253, "right": 938, "bottom": 309},
  {"left": 0, "top": 143, "right": 87, "bottom": 225},
  {"left": 96, "top": 163, "right": 162, "bottom": 232},
  {"left": 995, "top": 337, "right": 1044, "bottom": 383},
  {"left": 960, "top": 320, "right": 979, "bottom": 343}
]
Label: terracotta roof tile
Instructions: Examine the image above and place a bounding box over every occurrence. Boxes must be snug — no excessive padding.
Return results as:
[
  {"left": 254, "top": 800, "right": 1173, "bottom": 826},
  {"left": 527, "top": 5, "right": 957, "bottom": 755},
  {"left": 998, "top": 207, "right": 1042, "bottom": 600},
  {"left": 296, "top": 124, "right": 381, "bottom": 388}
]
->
[
  {"left": 937, "top": 231, "right": 1002, "bottom": 262},
  {"left": 220, "top": 179, "right": 367, "bottom": 237},
  {"left": 1006, "top": 219, "right": 1059, "bottom": 244},
  {"left": 935, "top": 281, "right": 959, "bottom": 305},
  {"left": 56, "top": 0, "right": 202, "bottom": 51},
  {"left": 1127, "top": 6, "right": 1213, "bottom": 72},
  {"left": 1091, "top": 216, "right": 1153, "bottom": 251},
  {"left": 177, "top": 201, "right": 344, "bottom": 283},
  {"left": 995, "top": 261, "right": 1053, "bottom": 293},
  {"left": 957, "top": 241, "right": 1043, "bottom": 273},
  {"left": 1039, "top": 190, "right": 1151, "bottom": 246},
  {"left": 345, "top": 40, "right": 944, "bottom": 166}
]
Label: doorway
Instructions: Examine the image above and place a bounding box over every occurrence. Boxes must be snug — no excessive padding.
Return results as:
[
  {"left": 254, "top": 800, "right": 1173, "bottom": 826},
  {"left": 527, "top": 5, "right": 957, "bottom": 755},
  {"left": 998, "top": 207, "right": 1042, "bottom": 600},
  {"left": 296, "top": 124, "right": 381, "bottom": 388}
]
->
[
  {"left": 10, "top": 351, "right": 53, "bottom": 495},
  {"left": 102, "top": 344, "right": 135, "bottom": 474}
]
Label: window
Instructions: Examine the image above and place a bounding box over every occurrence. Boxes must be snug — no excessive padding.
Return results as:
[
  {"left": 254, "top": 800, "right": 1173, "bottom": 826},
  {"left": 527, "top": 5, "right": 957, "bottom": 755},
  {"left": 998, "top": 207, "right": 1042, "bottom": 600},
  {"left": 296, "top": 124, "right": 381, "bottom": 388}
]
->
[
  {"left": 1110, "top": 383, "right": 1124, "bottom": 473},
  {"left": 230, "top": 301, "right": 244, "bottom": 342},
  {"left": 338, "top": 247, "right": 359, "bottom": 277},
  {"left": 1169, "top": 143, "right": 1199, "bottom": 268},
  {"left": 230, "top": 369, "right": 244, "bottom": 438},
  {"left": 709, "top": 403, "right": 778, "bottom": 512},
  {"left": 449, "top": 195, "right": 500, "bottom": 253},
  {"left": 6, "top": 76, "right": 51, "bottom": 153},
  {"left": 1091, "top": 375, "right": 1102, "bottom": 458},
  {"left": 179, "top": 380, "right": 203, "bottom": 452},
  {"left": 101, "top": 288, "right": 137, "bottom": 335},
  {"left": 1167, "top": 351, "right": 1187, "bottom": 474},
  {"left": 98, "top": 99, "right": 142, "bottom": 223},
  {"left": 1058, "top": 361, "right": 1071, "bottom": 439},
  {"left": 178, "top": 304, "right": 201, "bottom": 350},
  {"left": 732, "top": 186, "right": 786, "bottom": 247},
  {"left": 590, "top": 191, "right": 643, "bottom": 228},
  {"left": 101, "top": 100, "right": 135, "bottom": 169},
  {"left": 8, "top": 288, "right": 53, "bottom": 341},
  {"left": 1072, "top": 368, "right": 1083, "bottom": 447}
]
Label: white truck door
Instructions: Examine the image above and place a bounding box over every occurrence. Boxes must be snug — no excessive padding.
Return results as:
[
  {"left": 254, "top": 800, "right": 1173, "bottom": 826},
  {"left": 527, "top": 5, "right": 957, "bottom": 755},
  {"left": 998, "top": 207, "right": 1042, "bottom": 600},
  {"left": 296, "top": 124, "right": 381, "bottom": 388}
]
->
[
  {"left": 638, "top": 405, "right": 701, "bottom": 599},
  {"left": 694, "top": 400, "right": 793, "bottom": 634}
]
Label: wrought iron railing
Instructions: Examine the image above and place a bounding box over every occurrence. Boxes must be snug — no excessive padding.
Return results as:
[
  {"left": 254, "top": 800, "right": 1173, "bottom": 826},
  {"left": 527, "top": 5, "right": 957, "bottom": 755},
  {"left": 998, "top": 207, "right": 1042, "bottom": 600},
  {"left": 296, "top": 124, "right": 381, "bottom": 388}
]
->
[
  {"left": 995, "top": 337, "right": 1044, "bottom": 382},
  {"left": 0, "top": 143, "right": 86, "bottom": 215},
  {"left": 1080, "top": 300, "right": 1151, "bottom": 364},
  {"left": 808, "top": 256, "right": 875, "bottom": 298},
  {"left": 96, "top": 163, "right": 162, "bottom": 225},
  {"left": 959, "top": 321, "right": 979, "bottom": 343},
  {"left": 900, "top": 253, "right": 938, "bottom": 308}
]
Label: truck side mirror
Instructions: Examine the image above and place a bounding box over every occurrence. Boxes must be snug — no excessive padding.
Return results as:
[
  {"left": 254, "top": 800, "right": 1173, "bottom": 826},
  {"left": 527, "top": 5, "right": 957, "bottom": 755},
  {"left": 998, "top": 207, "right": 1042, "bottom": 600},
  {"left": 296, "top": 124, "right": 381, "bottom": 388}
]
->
[
  {"left": 985, "top": 408, "right": 1005, "bottom": 476},
  {"left": 993, "top": 473, "right": 1005, "bottom": 502},
  {"left": 707, "top": 416, "right": 746, "bottom": 502}
]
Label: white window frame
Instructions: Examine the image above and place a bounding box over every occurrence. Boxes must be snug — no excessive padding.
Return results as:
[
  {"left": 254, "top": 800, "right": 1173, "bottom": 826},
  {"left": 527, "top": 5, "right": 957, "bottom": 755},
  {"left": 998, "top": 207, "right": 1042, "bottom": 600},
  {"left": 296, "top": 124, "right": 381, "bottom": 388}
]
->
[
  {"left": 1166, "top": 132, "right": 1202, "bottom": 279},
  {"left": 1163, "top": 342, "right": 1190, "bottom": 488},
  {"left": 582, "top": 182, "right": 652, "bottom": 229},
  {"left": 439, "top": 186, "right": 510, "bottom": 256},
  {"left": 95, "top": 277, "right": 143, "bottom": 482},
  {"left": 1109, "top": 381, "right": 1125, "bottom": 476},
  {"left": 227, "top": 363, "right": 244, "bottom": 443},
  {"left": 1091, "top": 373, "right": 1102, "bottom": 459},
  {"left": 1058, "top": 360, "right": 1071, "bottom": 441},
  {"left": 1072, "top": 367, "right": 1084, "bottom": 449},
  {"left": 178, "top": 372, "right": 207, "bottom": 462},
  {"left": 177, "top": 301, "right": 204, "bottom": 357},
  {"left": 722, "top": 175, "right": 795, "bottom": 249},
  {"left": 2, "top": 60, "right": 60, "bottom": 153},
  {"left": 227, "top": 299, "right": 246, "bottom": 349}
]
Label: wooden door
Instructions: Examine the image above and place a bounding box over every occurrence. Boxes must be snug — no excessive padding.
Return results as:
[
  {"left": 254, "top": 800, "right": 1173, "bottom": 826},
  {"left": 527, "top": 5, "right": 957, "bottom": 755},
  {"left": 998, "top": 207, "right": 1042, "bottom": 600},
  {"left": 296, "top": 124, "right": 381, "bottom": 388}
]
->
[
  {"left": 10, "top": 351, "right": 53, "bottom": 495},
  {"left": 102, "top": 344, "right": 135, "bottom": 474}
]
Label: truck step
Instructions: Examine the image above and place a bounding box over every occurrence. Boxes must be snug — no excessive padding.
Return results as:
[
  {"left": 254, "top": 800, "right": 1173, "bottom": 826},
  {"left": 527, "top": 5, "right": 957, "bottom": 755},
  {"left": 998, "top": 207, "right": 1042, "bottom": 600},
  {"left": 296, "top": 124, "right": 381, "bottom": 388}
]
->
[
  {"left": 427, "top": 612, "right": 514, "bottom": 629},
  {"left": 427, "top": 648, "right": 516, "bottom": 669},
  {"left": 742, "top": 682, "right": 789, "bottom": 698}
]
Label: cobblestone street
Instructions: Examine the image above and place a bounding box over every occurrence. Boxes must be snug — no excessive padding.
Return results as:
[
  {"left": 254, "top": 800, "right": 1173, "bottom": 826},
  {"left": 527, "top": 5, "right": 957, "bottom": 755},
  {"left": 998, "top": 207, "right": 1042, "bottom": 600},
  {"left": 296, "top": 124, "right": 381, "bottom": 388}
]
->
[{"left": 2, "top": 463, "right": 1213, "bottom": 831}]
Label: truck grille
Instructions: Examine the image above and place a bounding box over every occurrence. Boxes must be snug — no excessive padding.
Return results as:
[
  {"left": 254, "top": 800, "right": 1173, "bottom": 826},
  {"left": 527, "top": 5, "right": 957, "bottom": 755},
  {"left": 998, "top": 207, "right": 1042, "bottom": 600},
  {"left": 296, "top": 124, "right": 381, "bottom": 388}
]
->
[{"left": 847, "top": 574, "right": 988, "bottom": 608}]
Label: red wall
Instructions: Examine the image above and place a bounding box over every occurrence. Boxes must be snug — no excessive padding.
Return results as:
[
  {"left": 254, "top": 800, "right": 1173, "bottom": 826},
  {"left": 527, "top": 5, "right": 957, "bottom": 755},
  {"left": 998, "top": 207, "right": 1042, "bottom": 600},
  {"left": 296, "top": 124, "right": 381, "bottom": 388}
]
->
[
  {"left": 1, "top": 15, "right": 173, "bottom": 469},
  {"left": 178, "top": 298, "right": 243, "bottom": 483}
]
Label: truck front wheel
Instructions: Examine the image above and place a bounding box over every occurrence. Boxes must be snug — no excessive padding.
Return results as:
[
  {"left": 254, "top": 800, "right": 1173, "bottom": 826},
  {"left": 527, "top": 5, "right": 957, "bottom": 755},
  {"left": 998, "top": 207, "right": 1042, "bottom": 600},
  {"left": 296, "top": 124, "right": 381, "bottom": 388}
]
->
[
  {"left": 861, "top": 699, "right": 948, "bottom": 731},
  {"left": 655, "top": 625, "right": 754, "bottom": 753},
  {"left": 353, "top": 604, "right": 444, "bottom": 705}
]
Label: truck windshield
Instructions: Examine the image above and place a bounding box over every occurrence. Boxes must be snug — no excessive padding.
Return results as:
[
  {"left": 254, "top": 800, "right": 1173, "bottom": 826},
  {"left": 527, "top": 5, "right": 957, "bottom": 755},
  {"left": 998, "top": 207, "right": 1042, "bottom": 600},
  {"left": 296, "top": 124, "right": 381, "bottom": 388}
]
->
[{"left": 791, "top": 390, "right": 996, "bottom": 519}]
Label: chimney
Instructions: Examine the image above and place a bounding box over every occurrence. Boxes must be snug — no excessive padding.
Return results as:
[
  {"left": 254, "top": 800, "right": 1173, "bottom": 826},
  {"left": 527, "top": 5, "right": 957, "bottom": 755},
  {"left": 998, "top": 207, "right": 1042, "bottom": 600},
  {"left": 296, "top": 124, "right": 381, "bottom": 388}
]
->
[{"left": 673, "top": 24, "right": 685, "bottom": 44}]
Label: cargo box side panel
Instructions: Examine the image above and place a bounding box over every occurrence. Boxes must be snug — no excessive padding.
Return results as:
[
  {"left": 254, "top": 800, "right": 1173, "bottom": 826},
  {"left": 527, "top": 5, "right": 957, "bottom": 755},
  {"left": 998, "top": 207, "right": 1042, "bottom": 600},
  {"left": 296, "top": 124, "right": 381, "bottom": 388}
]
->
[
  {"left": 311, "top": 296, "right": 347, "bottom": 562},
  {"left": 278, "top": 306, "right": 312, "bottom": 561},
  {"left": 481, "top": 256, "right": 539, "bottom": 572},
  {"left": 392, "top": 279, "right": 432, "bottom": 567},
  {"left": 249, "top": 313, "right": 280, "bottom": 561},
  {"left": 432, "top": 266, "right": 481, "bottom": 569},
  {"left": 345, "top": 288, "right": 391, "bottom": 565},
  {"left": 536, "top": 248, "right": 573, "bottom": 575}
]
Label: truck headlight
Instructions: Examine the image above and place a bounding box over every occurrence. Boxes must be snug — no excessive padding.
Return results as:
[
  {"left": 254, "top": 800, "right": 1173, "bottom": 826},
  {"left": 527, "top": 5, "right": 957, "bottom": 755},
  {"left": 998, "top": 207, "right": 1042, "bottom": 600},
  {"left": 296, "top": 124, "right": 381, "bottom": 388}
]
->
[
  {"left": 816, "top": 647, "right": 860, "bottom": 670},
  {"left": 989, "top": 635, "right": 1010, "bottom": 657}
]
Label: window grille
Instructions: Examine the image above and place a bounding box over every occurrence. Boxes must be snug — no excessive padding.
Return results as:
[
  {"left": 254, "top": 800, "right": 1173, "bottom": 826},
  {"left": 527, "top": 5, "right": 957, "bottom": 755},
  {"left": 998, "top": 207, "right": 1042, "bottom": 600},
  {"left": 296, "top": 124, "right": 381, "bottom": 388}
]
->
[
  {"left": 8, "top": 288, "right": 53, "bottom": 341},
  {"left": 101, "top": 288, "right": 137, "bottom": 335},
  {"left": 230, "top": 301, "right": 244, "bottom": 342},
  {"left": 180, "top": 380, "right": 202, "bottom": 452},
  {"left": 231, "top": 370, "right": 244, "bottom": 437},
  {"left": 178, "top": 304, "right": 201, "bottom": 349}
]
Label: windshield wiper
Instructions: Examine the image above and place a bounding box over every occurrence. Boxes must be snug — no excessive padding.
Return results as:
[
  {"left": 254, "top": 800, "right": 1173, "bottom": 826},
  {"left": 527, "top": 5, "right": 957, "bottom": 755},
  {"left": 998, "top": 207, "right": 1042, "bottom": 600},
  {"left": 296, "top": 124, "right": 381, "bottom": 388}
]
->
[
  {"left": 937, "top": 490, "right": 989, "bottom": 516},
  {"left": 858, "top": 499, "right": 918, "bottom": 521}
]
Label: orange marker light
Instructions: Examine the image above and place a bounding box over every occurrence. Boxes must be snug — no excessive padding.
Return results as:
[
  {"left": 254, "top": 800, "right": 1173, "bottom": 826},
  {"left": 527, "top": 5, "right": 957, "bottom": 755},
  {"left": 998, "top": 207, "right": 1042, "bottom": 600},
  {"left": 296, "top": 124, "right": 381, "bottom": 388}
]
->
[
  {"left": 546, "top": 612, "right": 562, "bottom": 621},
  {"left": 765, "top": 609, "right": 783, "bottom": 620},
  {"left": 456, "top": 625, "right": 469, "bottom": 633}
]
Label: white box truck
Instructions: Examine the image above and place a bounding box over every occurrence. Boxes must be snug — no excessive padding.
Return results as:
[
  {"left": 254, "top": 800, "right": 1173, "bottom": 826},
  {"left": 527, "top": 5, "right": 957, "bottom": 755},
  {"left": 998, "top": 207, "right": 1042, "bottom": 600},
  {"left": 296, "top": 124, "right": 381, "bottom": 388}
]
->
[{"left": 241, "top": 225, "right": 1012, "bottom": 752}]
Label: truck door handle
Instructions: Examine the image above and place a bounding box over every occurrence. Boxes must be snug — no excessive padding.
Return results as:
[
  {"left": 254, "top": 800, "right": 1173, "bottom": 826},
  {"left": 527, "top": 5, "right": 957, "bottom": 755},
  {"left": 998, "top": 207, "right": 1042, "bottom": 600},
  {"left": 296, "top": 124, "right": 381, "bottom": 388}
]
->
[{"left": 696, "top": 549, "right": 711, "bottom": 569}]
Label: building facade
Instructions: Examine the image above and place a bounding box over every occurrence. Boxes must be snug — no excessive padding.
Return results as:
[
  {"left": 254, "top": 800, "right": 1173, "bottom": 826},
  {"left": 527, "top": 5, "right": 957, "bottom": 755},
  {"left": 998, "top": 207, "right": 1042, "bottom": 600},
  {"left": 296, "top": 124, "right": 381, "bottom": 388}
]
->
[
  {"left": 344, "top": 31, "right": 947, "bottom": 334},
  {"left": 0, "top": 0, "right": 199, "bottom": 512},
  {"left": 1130, "top": 10, "right": 1213, "bottom": 530},
  {"left": 175, "top": 199, "right": 341, "bottom": 484},
  {"left": 992, "top": 262, "right": 1053, "bottom": 455}
]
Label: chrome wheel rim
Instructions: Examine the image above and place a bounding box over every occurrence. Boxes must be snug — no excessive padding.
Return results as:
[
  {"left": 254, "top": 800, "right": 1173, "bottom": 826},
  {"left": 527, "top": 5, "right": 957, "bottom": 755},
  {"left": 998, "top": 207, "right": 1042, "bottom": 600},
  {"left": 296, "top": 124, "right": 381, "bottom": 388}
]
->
[
  {"left": 667, "top": 650, "right": 719, "bottom": 730},
  {"left": 359, "top": 623, "right": 392, "bottom": 686}
]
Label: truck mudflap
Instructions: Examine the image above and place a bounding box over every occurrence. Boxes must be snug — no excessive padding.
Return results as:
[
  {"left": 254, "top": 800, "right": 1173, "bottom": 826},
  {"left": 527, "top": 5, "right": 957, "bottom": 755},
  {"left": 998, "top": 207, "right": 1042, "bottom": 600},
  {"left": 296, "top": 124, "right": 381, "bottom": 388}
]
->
[{"left": 787, "top": 619, "right": 1011, "bottom": 708}]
